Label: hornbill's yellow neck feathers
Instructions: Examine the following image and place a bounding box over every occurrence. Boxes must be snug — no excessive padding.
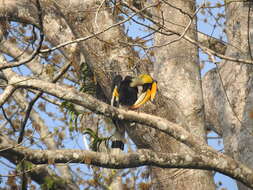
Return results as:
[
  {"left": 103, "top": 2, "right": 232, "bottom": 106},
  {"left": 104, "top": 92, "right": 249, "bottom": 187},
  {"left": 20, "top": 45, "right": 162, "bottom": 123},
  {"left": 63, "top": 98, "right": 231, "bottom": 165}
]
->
[
  {"left": 150, "top": 81, "right": 157, "bottom": 101},
  {"left": 130, "top": 74, "right": 157, "bottom": 109},
  {"left": 111, "top": 75, "right": 138, "bottom": 107}
]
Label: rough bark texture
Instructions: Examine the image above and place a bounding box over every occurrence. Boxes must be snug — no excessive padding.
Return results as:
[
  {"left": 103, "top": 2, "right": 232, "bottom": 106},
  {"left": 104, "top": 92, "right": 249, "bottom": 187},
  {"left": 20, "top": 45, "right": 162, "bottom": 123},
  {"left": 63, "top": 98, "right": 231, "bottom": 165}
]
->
[
  {"left": 203, "top": 2, "right": 253, "bottom": 190},
  {"left": 1, "top": 72, "right": 253, "bottom": 188},
  {"left": 222, "top": 2, "right": 253, "bottom": 190},
  {"left": 151, "top": 0, "right": 215, "bottom": 189},
  {"left": 4, "top": 71, "right": 253, "bottom": 188}
]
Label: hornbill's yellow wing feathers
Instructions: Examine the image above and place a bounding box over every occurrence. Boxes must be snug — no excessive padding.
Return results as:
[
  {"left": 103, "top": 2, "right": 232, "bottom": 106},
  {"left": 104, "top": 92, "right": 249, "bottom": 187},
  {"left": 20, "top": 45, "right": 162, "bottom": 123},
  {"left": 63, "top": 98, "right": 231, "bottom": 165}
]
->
[
  {"left": 111, "top": 75, "right": 139, "bottom": 107},
  {"left": 111, "top": 75, "right": 123, "bottom": 107},
  {"left": 111, "top": 86, "right": 119, "bottom": 106}
]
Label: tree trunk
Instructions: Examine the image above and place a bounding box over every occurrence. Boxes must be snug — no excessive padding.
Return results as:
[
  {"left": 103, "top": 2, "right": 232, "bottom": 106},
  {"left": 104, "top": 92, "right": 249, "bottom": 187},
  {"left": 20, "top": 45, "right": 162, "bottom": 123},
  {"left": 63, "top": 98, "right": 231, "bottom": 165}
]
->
[
  {"left": 145, "top": 0, "right": 215, "bottom": 189},
  {"left": 203, "top": 1, "right": 253, "bottom": 190},
  {"left": 220, "top": 2, "right": 253, "bottom": 190}
]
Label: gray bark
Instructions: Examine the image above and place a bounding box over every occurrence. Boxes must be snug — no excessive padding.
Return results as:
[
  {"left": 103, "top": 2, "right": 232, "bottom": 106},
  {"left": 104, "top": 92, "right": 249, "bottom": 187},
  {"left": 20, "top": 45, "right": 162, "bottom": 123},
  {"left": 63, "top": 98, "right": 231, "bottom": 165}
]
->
[
  {"left": 203, "top": 2, "right": 253, "bottom": 190},
  {"left": 151, "top": 0, "right": 215, "bottom": 189},
  {"left": 2, "top": 72, "right": 253, "bottom": 188}
]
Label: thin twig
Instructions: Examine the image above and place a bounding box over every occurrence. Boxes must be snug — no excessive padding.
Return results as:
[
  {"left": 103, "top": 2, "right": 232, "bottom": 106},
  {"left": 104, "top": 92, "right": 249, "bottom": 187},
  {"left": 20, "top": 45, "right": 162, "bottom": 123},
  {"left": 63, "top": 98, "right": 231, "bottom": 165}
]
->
[
  {"left": 150, "top": 4, "right": 203, "bottom": 49},
  {"left": 40, "top": 3, "right": 159, "bottom": 53},
  {"left": 94, "top": 0, "right": 106, "bottom": 29},
  {"left": 18, "top": 61, "right": 71, "bottom": 143},
  {"left": 247, "top": 5, "right": 253, "bottom": 60},
  {"left": 1, "top": 107, "right": 16, "bottom": 132}
]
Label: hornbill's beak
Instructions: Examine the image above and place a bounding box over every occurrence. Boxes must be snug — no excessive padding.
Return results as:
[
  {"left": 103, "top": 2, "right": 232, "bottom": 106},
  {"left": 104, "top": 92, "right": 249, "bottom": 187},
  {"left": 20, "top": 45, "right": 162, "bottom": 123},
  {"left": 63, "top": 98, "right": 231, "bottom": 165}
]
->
[
  {"left": 130, "top": 74, "right": 157, "bottom": 109},
  {"left": 130, "top": 89, "right": 151, "bottom": 109}
]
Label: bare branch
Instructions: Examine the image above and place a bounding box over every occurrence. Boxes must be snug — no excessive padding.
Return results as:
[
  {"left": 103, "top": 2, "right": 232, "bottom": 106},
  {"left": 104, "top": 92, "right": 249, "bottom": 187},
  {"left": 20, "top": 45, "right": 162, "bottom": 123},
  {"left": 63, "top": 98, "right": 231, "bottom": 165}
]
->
[
  {"left": 0, "top": 85, "right": 16, "bottom": 106},
  {"left": 39, "top": 2, "right": 158, "bottom": 53},
  {"left": 0, "top": 134, "right": 78, "bottom": 190},
  {"left": 1, "top": 107, "right": 16, "bottom": 132},
  {"left": 120, "top": 1, "right": 252, "bottom": 65},
  {"left": 17, "top": 61, "right": 71, "bottom": 143},
  {"left": 6, "top": 74, "right": 253, "bottom": 187},
  {"left": 1, "top": 135, "right": 253, "bottom": 188},
  {"left": 0, "top": 24, "right": 44, "bottom": 70},
  {"left": 0, "top": 1, "right": 44, "bottom": 70}
]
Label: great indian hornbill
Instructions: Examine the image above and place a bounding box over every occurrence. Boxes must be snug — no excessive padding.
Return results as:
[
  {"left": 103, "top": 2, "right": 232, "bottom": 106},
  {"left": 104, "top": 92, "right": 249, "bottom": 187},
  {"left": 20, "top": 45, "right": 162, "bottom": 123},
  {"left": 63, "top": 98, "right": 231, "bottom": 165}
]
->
[
  {"left": 111, "top": 74, "right": 157, "bottom": 109},
  {"left": 110, "top": 74, "right": 157, "bottom": 150}
]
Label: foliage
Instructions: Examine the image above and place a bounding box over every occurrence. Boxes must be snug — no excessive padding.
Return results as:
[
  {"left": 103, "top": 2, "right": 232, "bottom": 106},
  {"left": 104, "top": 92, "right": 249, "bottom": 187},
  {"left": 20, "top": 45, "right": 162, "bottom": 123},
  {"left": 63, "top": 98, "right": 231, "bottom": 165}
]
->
[
  {"left": 83, "top": 128, "right": 111, "bottom": 151},
  {"left": 61, "top": 101, "right": 80, "bottom": 132},
  {"left": 41, "top": 176, "right": 65, "bottom": 190}
]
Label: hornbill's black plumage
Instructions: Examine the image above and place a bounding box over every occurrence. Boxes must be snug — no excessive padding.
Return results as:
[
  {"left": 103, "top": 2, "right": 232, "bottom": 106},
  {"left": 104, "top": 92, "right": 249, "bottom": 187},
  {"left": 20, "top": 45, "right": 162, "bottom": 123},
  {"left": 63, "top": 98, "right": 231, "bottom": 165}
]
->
[
  {"left": 110, "top": 74, "right": 157, "bottom": 151},
  {"left": 110, "top": 75, "right": 138, "bottom": 151},
  {"left": 111, "top": 75, "right": 138, "bottom": 107}
]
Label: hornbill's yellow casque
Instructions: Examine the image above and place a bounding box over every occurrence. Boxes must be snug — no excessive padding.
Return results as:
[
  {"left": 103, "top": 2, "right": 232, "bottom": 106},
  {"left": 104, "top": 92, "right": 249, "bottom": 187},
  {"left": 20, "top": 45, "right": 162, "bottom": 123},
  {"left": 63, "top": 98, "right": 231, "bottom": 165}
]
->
[{"left": 110, "top": 74, "right": 157, "bottom": 150}]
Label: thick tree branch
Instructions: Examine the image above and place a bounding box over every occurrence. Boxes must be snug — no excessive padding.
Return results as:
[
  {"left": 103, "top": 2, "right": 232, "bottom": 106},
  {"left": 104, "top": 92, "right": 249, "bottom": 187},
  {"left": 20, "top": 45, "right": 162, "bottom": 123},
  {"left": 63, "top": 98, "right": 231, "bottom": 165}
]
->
[
  {"left": 0, "top": 56, "right": 75, "bottom": 183},
  {"left": 1, "top": 134, "right": 253, "bottom": 188},
  {"left": 0, "top": 134, "right": 78, "bottom": 190},
  {"left": 18, "top": 61, "right": 71, "bottom": 143},
  {"left": 1, "top": 1, "right": 252, "bottom": 189},
  {"left": 4, "top": 74, "right": 253, "bottom": 188},
  {"left": 197, "top": 32, "right": 226, "bottom": 56},
  {"left": 202, "top": 69, "right": 223, "bottom": 135}
]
